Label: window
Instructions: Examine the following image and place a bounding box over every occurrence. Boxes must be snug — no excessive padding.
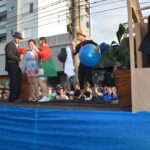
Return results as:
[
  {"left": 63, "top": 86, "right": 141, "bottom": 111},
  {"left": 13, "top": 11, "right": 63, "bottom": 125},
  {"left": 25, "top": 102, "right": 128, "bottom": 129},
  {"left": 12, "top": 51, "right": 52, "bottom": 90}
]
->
[
  {"left": 0, "top": 16, "right": 7, "bottom": 22},
  {"left": 23, "top": 29, "right": 32, "bottom": 39},
  {"left": 85, "top": 6, "right": 89, "bottom": 13},
  {"left": 22, "top": 2, "right": 34, "bottom": 14},
  {"left": 86, "top": 22, "right": 90, "bottom": 28},
  {"left": 9, "top": 6, "right": 14, "bottom": 12},
  {"left": 30, "top": 3, "right": 33, "bottom": 13},
  {"left": 0, "top": 35, "right": 6, "bottom": 43}
]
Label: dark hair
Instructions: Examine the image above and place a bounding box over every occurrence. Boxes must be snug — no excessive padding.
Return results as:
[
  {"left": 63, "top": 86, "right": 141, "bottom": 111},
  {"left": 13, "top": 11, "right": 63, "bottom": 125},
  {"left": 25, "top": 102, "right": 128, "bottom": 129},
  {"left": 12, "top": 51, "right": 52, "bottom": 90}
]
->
[
  {"left": 39, "top": 37, "right": 47, "bottom": 43},
  {"left": 28, "top": 39, "right": 36, "bottom": 45}
]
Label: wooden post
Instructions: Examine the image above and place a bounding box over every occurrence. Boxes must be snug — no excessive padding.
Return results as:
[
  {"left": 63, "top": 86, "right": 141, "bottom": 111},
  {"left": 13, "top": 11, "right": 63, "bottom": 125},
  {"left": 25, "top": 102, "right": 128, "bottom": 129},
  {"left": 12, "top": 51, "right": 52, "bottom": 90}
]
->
[
  {"left": 72, "top": 0, "right": 80, "bottom": 82},
  {"left": 135, "top": 23, "right": 143, "bottom": 68},
  {"left": 127, "top": 0, "right": 135, "bottom": 106},
  {"left": 134, "top": 0, "right": 144, "bottom": 68}
]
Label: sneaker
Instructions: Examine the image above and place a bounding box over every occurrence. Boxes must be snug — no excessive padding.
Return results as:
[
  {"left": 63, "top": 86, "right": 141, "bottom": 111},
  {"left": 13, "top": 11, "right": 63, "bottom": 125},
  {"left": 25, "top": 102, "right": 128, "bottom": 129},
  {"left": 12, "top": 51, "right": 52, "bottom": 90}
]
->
[
  {"left": 38, "top": 96, "right": 50, "bottom": 102},
  {"left": 111, "top": 99, "right": 118, "bottom": 104}
]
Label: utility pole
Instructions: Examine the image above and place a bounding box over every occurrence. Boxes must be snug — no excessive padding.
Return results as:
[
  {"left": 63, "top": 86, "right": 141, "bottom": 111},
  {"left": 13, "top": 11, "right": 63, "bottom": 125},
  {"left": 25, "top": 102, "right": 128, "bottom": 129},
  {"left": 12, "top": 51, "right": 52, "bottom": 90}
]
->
[{"left": 72, "top": 0, "right": 80, "bottom": 82}]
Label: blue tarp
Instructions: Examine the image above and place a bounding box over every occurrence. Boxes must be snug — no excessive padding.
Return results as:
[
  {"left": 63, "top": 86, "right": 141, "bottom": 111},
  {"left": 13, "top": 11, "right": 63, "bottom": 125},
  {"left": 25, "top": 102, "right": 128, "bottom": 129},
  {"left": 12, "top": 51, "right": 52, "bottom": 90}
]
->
[{"left": 0, "top": 106, "right": 150, "bottom": 150}]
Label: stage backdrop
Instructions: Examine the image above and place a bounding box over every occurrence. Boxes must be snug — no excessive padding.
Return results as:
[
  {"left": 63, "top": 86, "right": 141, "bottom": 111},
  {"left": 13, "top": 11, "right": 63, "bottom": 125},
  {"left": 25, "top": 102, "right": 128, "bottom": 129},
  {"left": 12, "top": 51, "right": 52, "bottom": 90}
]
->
[{"left": 0, "top": 106, "right": 150, "bottom": 150}]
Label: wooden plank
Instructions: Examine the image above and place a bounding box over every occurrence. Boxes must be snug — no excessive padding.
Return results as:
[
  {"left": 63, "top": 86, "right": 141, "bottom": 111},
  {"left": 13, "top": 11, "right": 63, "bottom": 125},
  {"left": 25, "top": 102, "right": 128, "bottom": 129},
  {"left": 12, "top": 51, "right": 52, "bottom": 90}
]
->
[
  {"left": 134, "top": 0, "right": 144, "bottom": 22},
  {"left": 138, "top": 6, "right": 150, "bottom": 11},
  {"left": 118, "top": 96, "right": 131, "bottom": 106},
  {"left": 127, "top": 0, "right": 136, "bottom": 108},
  {"left": 140, "top": 16, "right": 149, "bottom": 20},
  {"left": 0, "top": 76, "right": 9, "bottom": 81},
  {"left": 135, "top": 23, "right": 143, "bottom": 68},
  {"left": 115, "top": 81, "right": 131, "bottom": 87}
]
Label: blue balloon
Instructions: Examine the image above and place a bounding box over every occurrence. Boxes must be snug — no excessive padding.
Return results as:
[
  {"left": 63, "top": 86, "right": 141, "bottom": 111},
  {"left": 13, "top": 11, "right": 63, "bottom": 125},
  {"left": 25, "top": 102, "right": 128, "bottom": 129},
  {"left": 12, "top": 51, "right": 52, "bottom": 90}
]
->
[{"left": 79, "top": 44, "right": 102, "bottom": 67}]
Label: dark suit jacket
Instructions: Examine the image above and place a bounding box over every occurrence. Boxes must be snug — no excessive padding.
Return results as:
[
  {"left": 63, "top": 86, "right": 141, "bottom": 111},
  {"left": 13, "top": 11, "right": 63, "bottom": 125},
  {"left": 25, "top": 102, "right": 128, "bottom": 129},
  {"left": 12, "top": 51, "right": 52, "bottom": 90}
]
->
[
  {"left": 139, "top": 15, "right": 150, "bottom": 55},
  {"left": 5, "top": 41, "right": 20, "bottom": 71}
]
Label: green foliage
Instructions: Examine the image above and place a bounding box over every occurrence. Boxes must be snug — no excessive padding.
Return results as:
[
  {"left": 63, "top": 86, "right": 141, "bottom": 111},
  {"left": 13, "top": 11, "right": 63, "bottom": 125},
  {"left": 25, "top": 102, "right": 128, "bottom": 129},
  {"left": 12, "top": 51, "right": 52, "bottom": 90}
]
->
[
  {"left": 116, "top": 24, "right": 126, "bottom": 44},
  {"left": 99, "top": 24, "right": 130, "bottom": 68}
]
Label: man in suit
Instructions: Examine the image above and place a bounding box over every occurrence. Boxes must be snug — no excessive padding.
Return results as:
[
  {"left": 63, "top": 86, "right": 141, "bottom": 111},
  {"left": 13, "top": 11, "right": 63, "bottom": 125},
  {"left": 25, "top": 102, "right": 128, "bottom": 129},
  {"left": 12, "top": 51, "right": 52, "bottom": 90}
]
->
[{"left": 5, "top": 32, "right": 23, "bottom": 102}]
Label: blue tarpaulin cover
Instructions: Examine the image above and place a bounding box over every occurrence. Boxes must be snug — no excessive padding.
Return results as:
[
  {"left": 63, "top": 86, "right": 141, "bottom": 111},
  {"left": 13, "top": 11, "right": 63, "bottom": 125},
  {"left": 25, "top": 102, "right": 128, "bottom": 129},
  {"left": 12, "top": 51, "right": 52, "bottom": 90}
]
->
[{"left": 0, "top": 106, "right": 150, "bottom": 150}]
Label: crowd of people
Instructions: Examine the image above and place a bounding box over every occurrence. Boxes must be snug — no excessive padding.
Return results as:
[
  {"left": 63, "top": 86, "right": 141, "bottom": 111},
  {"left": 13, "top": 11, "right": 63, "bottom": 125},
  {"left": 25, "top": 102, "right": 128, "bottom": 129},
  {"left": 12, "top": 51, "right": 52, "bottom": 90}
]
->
[
  {"left": 48, "top": 83, "right": 118, "bottom": 102},
  {"left": 0, "top": 86, "right": 9, "bottom": 99},
  {"left": 0, "top": 83, "right": 118, "bottom": 103}
]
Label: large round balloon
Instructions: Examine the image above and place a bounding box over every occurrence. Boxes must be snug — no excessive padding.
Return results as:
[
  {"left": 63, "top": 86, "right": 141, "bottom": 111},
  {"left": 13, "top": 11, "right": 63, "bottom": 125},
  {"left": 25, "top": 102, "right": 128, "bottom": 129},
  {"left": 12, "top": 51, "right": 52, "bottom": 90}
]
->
[{"left": 79, "top": 44, "right": 102, "bottom": 67}]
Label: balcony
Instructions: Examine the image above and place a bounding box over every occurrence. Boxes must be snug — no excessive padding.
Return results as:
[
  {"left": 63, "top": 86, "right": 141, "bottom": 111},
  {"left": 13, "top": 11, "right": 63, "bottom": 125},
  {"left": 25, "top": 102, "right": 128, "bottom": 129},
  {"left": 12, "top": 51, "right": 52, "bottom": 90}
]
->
[
  {"left": 0, "top": 26, "right": 6, "bottom": 34},
  {"left": 0, "top": 4, "right": 7, "bottom": 13},
  {"left": 0, "top": 10, "right": 6, "bottom": 17},
  {"left": 0, "top": 21, "right": 6, "bottom": 27},
  {"left": 0, "top": 0, "right": 7, "bottom": 6}
]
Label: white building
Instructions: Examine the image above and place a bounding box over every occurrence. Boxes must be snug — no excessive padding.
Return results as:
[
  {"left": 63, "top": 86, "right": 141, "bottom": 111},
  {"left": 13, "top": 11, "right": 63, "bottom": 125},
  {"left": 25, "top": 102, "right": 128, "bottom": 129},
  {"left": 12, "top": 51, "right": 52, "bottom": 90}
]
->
[
  {"left": 0, "top": 0, "right": 7, "bottom": 54},
  {"left": 0, "top": 0, "right": 91, "bottom": 75}
]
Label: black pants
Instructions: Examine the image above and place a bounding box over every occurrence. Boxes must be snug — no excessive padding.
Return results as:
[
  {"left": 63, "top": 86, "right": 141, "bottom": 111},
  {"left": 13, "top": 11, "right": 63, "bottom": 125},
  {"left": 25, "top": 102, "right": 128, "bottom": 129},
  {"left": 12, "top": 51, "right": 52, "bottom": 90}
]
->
[
  {"left": 78, "top": 64, "right": 94, "bottom": 90},
  {"left": 7, "top": 63, "right": 22, "bottom": 102}
]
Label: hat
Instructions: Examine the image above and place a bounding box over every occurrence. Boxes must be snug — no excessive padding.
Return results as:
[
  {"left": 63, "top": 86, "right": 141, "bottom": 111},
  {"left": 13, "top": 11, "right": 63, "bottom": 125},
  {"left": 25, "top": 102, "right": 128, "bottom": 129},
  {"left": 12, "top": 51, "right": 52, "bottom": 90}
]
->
[
  {"left": 76, "top": 29, "right": 86, "bottom": 37},
  {"left": 12, "top": 32, "right": 23, "bottom": 39}
]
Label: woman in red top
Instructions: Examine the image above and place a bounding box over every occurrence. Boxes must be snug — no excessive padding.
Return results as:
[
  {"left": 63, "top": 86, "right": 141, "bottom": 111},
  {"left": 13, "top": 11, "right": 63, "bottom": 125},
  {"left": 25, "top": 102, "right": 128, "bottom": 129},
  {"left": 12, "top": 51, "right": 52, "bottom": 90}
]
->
[{"left": 33, "top": 37, "right": 57, "bottom": 102}]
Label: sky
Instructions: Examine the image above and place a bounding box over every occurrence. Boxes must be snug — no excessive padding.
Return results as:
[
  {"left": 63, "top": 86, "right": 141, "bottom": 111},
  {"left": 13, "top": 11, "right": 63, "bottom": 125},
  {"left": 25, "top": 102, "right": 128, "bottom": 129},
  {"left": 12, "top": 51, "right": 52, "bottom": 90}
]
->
[{"left": 90, "top": 0, "right": 150, "bottom": 45}]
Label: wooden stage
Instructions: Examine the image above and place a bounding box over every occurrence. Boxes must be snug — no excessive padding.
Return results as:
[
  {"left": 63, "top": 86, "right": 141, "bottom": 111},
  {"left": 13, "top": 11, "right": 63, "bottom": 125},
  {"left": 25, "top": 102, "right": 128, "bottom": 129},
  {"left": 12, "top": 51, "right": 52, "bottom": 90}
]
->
[{"left": 0, "top": 99, "right": 131, "bottom": 111}]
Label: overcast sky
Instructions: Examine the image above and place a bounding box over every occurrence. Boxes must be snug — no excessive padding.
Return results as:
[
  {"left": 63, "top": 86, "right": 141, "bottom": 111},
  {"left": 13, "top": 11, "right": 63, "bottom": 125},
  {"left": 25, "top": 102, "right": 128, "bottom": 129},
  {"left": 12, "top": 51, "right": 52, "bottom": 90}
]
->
[{"left": 90, "top": 0, "right": 150, "bottom": 45}]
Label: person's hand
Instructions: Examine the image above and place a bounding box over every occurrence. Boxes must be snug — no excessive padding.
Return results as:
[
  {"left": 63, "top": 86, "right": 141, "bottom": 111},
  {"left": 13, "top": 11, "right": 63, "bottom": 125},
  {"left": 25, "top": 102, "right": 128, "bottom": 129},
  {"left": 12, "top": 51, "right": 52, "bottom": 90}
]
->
[
  {"left": 72, "top": 38, "right": 77, "bottom": 53},
  {"left": 32, "top": 45, "right": 39, "bottom": 52},
  {"left": 32, "top": 44, "right": 37, "bottom": 50},
  {"left": 72, "top": 38, "right": 77, "bottom": 46},
  {"left": 20, "top": 54, "right": 24, "bottom": 60},
  {"left": 95, "top": 47, "right": 100, "bottom": 53}
]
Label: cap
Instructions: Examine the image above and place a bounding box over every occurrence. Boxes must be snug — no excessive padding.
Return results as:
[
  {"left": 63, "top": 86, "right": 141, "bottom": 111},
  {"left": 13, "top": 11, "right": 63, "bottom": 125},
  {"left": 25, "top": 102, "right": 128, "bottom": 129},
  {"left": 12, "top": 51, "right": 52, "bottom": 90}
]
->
[{"left": 76, "top": 29, "right": 86, "bottom": 37}]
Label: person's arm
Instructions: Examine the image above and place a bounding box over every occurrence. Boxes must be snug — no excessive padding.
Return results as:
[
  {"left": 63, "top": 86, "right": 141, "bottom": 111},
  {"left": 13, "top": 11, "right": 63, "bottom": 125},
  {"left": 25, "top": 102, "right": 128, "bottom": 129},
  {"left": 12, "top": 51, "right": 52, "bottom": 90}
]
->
[
  {"left": 34, "top": 45, "right": 51, "bottom": 57},
  {"left": 72, "top": 39, "right": 80, "bottom": 55},
  {"left": 89, "top": 40, "right": 100, "bottom": 53},
  {"left": 72, "top": 39, "right": 77, "bottom": 54},
  {"left": 96, "top": 91, "right": 103, "bottom": 96}
]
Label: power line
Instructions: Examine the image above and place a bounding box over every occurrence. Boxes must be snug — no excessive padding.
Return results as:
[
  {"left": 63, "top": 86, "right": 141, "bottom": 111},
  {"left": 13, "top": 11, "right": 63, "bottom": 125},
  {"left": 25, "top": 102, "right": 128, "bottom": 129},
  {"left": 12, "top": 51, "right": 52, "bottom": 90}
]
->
[
  {"left": 4, "top": 0, "right": 147, "bottom": 34},
  {"left": 7, "top": 0, "right": 69, "bottom": 23},
  {"left": 91, "top": 6, "right": 126, "bottom": 15},
  {"left": 91, "top": 0, "right": 125, "bottom": 8},
  {"left": 7, "top": 0, "right": 118, "bottom": 25},
  {"left": 2, "top": 5, "right": 128, "bottom": 32},
  {"left": 5, "top": 0, "right": 127, "bottom": 30},
  {"left": 22, "top": 5, "right": 127, "bottom": 31}
]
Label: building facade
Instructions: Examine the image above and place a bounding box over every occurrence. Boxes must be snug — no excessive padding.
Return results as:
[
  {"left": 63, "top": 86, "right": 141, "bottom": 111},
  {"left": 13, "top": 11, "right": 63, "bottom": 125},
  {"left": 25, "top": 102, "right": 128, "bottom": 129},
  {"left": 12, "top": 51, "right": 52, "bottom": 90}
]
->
[{"left": 0, "top": 0, "right": 91, "bottom": 75}]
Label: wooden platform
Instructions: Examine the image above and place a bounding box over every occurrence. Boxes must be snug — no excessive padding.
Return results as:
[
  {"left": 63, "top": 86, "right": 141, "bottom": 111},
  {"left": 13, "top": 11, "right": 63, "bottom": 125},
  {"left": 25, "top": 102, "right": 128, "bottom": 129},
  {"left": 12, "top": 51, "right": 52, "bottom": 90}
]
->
[{"left": 0, "top": 99, "right": 131, "bottom": 111}]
